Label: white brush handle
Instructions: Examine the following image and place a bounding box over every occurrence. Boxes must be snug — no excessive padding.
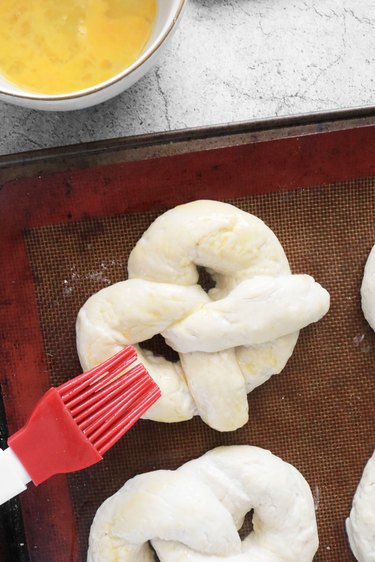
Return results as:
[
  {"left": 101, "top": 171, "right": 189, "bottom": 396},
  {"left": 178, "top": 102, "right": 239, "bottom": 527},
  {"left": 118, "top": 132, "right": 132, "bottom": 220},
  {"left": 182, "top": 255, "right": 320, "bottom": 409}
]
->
[{"left": 0, "top": 447, "right": 31, "bottom": 505}]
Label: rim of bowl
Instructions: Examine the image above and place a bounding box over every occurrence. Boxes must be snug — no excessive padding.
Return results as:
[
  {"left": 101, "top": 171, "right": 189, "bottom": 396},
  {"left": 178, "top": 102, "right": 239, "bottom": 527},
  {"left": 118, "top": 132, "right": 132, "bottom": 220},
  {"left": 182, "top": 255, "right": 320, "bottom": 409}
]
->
[{"left": 0, "top": 0, "right": 186, "bottom": 101}]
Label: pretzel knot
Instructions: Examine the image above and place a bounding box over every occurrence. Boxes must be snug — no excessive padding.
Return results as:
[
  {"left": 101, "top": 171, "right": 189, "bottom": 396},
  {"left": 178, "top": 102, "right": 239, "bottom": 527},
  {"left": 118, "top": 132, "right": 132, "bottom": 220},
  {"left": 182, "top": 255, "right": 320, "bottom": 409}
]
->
[
  {"left": 87, "top": 446, "right": 319, "bottom": 562},
  {"left": 77, "top": 200, "right": 330, "bottom": 431}
]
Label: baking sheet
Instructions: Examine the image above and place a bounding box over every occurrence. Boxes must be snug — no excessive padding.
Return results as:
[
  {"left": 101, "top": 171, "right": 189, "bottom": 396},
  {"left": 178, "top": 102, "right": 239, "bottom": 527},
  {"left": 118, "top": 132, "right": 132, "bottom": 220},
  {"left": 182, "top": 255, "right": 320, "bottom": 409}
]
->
[{"left": 2, "top": 121, "right": 375, "bottom": 561}]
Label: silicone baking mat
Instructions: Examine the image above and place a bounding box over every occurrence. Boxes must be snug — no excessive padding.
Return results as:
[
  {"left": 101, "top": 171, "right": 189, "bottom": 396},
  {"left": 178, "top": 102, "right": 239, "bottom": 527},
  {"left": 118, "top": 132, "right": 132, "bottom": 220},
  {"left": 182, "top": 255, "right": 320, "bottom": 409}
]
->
[{"left": 2, "top": 123, "right": 375, "bottom": 561}]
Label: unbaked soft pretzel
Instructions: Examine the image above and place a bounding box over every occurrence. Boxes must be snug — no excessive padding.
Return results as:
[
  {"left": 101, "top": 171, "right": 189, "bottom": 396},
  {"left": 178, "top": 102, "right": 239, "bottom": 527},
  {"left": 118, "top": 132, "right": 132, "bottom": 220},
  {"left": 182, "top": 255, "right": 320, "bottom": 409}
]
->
[
  {"left": 361, "top": 245, "right": 375, "bottom": 332},
  {"left": 346, "top": 450, "right": 375, "bottom": 562},
  {"left": 77, "top": 200, "right": 330, "bottom": 431},
  {"left": 87, "top": 446, "right": 319, "bottom": 562},
  {"left": 346, "top": 245, "right": 375, "bottom": 562}
]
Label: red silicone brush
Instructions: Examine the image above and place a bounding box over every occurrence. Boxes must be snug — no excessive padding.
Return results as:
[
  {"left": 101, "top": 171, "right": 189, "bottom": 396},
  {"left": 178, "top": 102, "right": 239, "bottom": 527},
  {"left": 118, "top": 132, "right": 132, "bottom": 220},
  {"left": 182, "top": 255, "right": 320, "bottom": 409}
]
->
[{"left": 0, "top": 346, "right": 160, "bottom": 505}]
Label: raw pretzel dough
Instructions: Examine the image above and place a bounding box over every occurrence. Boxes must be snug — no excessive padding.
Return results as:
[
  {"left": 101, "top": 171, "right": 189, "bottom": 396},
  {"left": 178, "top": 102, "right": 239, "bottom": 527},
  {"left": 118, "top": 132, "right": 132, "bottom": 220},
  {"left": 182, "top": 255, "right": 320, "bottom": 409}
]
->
[
  {"left": 87, "top": 446, "right": 319, "bottom": 562},
  {"left": 346, "top": 246, "right": 375, "bottom": 561},
  {"left": 77, "top": 200, "right": 330, "bottom": 431},
  {"left": 346, "top": 451, "right": 375, "bottom": 562},
  {"left": 361, "top": 245, "right": 375, "bottom": 331}
]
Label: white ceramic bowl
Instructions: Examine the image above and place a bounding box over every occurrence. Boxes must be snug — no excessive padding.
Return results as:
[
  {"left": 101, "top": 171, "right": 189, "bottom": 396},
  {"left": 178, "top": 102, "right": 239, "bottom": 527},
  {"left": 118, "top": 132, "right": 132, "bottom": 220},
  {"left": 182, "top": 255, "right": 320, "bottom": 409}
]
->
[{"left": 0, "top": 0, "right": 186, "bottom": 111}]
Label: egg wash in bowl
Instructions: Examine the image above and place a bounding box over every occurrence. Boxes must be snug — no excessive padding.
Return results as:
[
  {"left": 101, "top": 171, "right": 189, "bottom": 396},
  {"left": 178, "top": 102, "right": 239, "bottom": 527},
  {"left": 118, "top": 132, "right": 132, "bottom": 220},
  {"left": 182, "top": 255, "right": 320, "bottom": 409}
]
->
[{"left": 0, "top": 0, "right": 157, "bottom": 95}]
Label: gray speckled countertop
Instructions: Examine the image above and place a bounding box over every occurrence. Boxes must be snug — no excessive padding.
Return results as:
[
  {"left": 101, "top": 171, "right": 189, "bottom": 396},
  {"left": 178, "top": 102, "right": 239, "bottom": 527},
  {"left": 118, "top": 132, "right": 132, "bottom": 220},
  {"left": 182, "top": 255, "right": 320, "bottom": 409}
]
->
[{"left": 1, "top": 0, "right": 375, "bottom": 156}]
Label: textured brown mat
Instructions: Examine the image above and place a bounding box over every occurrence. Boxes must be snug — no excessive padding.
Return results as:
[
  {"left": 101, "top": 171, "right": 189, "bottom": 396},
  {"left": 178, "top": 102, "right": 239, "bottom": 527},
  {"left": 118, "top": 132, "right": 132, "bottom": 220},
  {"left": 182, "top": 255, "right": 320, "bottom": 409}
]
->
[{"left": 24, "top": 178, "right": 375, "bottom": 561}]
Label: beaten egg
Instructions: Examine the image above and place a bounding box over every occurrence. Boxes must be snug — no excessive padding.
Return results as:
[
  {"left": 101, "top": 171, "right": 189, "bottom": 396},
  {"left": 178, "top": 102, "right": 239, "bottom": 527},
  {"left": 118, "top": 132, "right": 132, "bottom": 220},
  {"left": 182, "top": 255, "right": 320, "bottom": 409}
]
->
[{"left": 0, "top": 0, "right": 157, "bottom": 95}]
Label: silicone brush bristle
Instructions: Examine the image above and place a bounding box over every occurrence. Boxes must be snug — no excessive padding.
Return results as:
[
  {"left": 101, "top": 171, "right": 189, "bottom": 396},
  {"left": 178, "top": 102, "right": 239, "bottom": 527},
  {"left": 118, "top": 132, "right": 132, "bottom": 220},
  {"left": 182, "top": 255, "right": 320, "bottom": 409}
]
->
[{"left": 57, "top": 347, "right": 160, "bottom": 455}]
